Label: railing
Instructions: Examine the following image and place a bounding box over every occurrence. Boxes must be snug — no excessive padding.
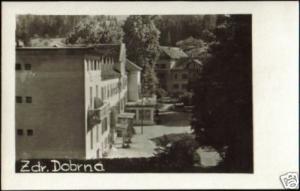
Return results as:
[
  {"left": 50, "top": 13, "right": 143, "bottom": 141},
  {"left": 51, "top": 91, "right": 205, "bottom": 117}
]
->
[
  {"left": 94, "top": 101, "right": 110, "bottom": 120},
  {"left": 87, "top": 101, "right": 110, "bottom": 130}
]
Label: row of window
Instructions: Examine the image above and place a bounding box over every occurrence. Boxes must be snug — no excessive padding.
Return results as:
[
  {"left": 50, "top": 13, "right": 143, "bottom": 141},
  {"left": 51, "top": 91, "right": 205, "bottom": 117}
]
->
[
  {"left": 89, "top": 83, "right": 120, "bottom": 108},
  {"left": 16, "top": 96, "right": 32, "bottom": 103},
  {"left": 86, "top": 58, "right": 114, "bottom": 71},
  {"left": 173, "top": 83, "right": 187, "bottom": 90},
  {"left": 16, "top": 63, "right": 31, "bottom": 71},
  {"left": 96, "top": 138, "right": 109, "bottom": 158},
  {"left": 91, "top": 117, "right": 109, "bottom": 149},
  {"left": 17, "top": 129, "right": 33, "bottom": 136},
  {"left": 156, "top": 63, "right": 167, "bottom": 69},
  {"left": 173, "top": 73, "right": 188, "bottom": 80}
]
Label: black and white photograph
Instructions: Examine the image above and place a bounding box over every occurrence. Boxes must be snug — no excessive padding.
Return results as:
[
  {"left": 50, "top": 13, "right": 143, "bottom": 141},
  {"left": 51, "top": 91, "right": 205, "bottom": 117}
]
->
[
  {"left": 14, "top": 14, "right": 253, "bottom": 173},
  {"left": 1, "top": 1, "right": 299, "bottom": 190}
]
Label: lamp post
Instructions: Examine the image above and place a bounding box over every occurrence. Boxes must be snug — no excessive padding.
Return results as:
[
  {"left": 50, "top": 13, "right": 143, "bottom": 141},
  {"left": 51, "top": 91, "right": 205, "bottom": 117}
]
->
[{"left": 141, "top": 71, "right": 144, "bottom": 135}]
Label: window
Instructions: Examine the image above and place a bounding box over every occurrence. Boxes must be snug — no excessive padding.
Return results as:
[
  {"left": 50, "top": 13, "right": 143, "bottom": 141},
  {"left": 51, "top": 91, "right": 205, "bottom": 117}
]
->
[
  {"left": 17, "top": 129, "right": 23, "bottom": 136},
  {"left": 101, "top": 87, "right": 105, "bottom": 100},
  {"left": 102, "top": 117, "right": 107, "bottom": 134},
  {"left": 90, "top": 130, "right": 93, "bottom": 149},
  {"left": 25, "top": 64, "right": 31, "bottom": 70},
  {"left": 27, "top": 129, "right": 33, "bottom": 136},
  {"left": 139, "top": 110, "right": 151, "bottom": 121},
  {"left": 174, "top": 74, "right": 178, "bottom": 79},
  {"left": 182, "top": 74, "right": 188, "bottom": 79},
  {"left": 182, "top": 84, "right": 187, "bottom": 90},
  {"left": 16, "top": 63, "right": 21, "bottom": 70},
  {"left": 97, "top": 149, "right": 100, "bottom": 158},
  {"left": 90, "top": 87, "right": 93, "bottom": 108},
  {"left": 160, "top": 64, "right": 166, "bottom": 69},
  {"left": 107, "top": 85, "right": 109, "bottom": 98},
  {"left": 88, "top": 61, "right": 91, "bottom": 71},
  {"left": 16, "top": 96, "right": 22, "bottom": 103},
  {"left": 26, "top": 96, "right": 32, "bottom": 103},
  {"left": 173, "top": 84, "right": 179, "bottom": 89},
  {"left": 96, "top": 85, "right": 99, "bottom": 98},
  {"left": 86, "top": 61, "right": 89, "bottom": 71},
  {"left": 96, "top": 126, "right": 99, "bottom": 142},
  {"left": 94, "top": 62, "right": 97, "bottom": 70}
]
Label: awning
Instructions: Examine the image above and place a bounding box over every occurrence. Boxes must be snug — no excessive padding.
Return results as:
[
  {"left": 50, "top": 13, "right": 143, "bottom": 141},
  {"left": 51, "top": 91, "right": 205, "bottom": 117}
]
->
[
  {"left": 118, "top": 112, "right": 135, "bottom": 119},
  {"left": 116, "top": 123, "right": 128, "bottom": 130}
]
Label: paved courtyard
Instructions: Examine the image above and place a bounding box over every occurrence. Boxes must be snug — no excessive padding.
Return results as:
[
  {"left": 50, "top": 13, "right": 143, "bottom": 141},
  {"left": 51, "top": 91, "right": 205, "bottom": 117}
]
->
[{"left": 106, "top": 104, "right": 192, "bottom": 158}]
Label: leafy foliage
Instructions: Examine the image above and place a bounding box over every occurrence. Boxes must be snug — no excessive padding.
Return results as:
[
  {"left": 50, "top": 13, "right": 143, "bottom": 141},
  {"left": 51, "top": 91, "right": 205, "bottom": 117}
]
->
[
  {"left": 176, "top": 37, "right": 211, "bottom": 61},
  {"left": 141, "top": 62, "right": 159, "bottom": 97},
  {"left": 16, "top": 15, "right": 86, "bottom": 46},
  {"left": 191, "top": 15, "right": 253, "bottom": 172},
  {"left": 66, "top": 16, "right": 123, "bottom": 44},
  {"left": 16, "top": 15, "right": 123, "bottom": 46},
  {"left": 155, "top": 15, "right": 218, "bottom": 46},
  {"left": 123, "top": 15, "right": 161, "bottom": 96}
]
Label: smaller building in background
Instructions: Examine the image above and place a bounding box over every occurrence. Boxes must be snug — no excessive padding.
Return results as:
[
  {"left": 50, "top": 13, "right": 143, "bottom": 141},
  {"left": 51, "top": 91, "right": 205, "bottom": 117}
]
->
[
  {"left": 155, "top": 46, "right": 203, "bottom": 97},
  {"left": 125, "top": 97, "right": 157, "bottom": 126},
  {"left": 124, "top": 59, "right": 157, "bottom": 126},
  {"left": 126, "top": 59, "right": 142, "bottom": 102},
  {"left": 168, "top": 58, "right": 203, "bottom": 96},
  {"left": 155, "top": 46, "right": 188, "bottom": 95}
]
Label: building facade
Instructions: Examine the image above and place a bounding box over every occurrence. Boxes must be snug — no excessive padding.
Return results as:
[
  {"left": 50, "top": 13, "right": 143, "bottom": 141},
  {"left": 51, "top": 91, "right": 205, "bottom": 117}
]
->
[
  {"left": 155, "top": 46, "right": 202, "bottom": 96},
  {"left": 15, "top": 44, "right": 134, "bottom": 160},
  {"left": 155, "top": 46, "right": 188, "bottom": 96},
  {"left": 168, "top": 58, "right": 203, "bottom": 96}
]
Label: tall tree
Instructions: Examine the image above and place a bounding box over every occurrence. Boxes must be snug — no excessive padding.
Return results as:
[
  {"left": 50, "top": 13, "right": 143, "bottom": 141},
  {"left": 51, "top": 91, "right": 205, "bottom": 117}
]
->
[
  {"left": 66, "top": 16, "right": 123, "bottom": 44},
  {"left": 16, "top": 15, "right": 87, "bottom": 45},
  {"left": 155, "top": 15, "right": 218, "bottom": 46},
  {"left": 191, "top": 15, "right": 252, "bottom": 172},
  {"left": 123, "top": 15, "right": 160, "bottom": 96}
]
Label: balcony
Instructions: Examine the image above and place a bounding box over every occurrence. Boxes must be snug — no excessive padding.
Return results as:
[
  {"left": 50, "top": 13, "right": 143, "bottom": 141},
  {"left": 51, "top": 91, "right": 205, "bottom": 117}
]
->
[{"left": 87, "top": 98, "right": 110, "bottom": 130}]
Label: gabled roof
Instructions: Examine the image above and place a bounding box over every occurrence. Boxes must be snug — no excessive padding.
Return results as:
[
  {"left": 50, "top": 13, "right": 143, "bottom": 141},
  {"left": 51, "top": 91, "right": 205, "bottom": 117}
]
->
[
  {"left": 172, "top": 58, "right": 203, "bottom": 70},
  {"left": 160, "top": 46, "right": 188, "bottom": 59},
  {"left": 126, "top": 59, "right": 142, "bottom": 72}
]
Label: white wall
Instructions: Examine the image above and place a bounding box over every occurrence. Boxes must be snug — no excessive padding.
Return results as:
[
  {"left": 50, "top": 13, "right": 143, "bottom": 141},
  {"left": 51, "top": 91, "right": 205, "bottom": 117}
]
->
[{"left": 128, "top": 71, "right": 140, "bottom": 102}]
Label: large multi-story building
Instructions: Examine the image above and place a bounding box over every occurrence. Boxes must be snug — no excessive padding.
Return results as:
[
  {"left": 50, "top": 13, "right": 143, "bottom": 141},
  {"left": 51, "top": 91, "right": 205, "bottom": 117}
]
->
[
  {"left": 15, "top": 43, "right": 139, "bottom": 160},
  {"left": 155, "top": 46, "right": 202, "bottom": 96}
]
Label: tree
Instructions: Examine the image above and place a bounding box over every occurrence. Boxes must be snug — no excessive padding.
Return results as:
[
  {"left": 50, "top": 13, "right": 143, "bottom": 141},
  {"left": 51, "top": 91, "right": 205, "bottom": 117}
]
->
[
  {"left": 66, "top": 16, "right": 123, "bottom": 44},
  {"left": 155, "top": 15, "right": 219, "bottom": 46},
  {"left": 191, "top": 15, "right": 252, "bottom": 172},
  {"left": 123, "top": 15, "right": 160, "bottom": 96},
  {"left": 142, "top": 63, "right": 159, "bottom": 97},
  {"left": 16, "top": 15, "right": 87, "bottom": 46}
]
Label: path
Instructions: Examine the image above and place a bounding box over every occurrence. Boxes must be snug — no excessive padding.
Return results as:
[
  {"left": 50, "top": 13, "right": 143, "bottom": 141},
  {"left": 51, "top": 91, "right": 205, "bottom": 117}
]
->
[{"left": 106, "top": 104, "right": 192, "bottom": 158}]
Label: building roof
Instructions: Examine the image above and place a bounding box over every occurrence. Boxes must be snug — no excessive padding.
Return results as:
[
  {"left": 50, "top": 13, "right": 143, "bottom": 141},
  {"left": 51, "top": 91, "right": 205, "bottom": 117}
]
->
[
  {"left": 126, "top": 59, "right": 142, "bottom": 72},
  {"left": 17, "top": 42, "right": 126, "bottom": 62},
  {"left": 102, "top": 69, "right": 121, "bottom": 80},
  {"left": 160, "top": 46, "right": 188, "bottom": 59},
  {"left": 29, "top": 38, "right": 66, "bottom": 47},
  {"left": 172, "top": 58, "right": 203, "bottom": 70},
  {"left": 126, "top": 97, "right": 157, "bottom": 107},
  {"left": 118, "top": 112, "right": 135, "bottom": 119}
]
